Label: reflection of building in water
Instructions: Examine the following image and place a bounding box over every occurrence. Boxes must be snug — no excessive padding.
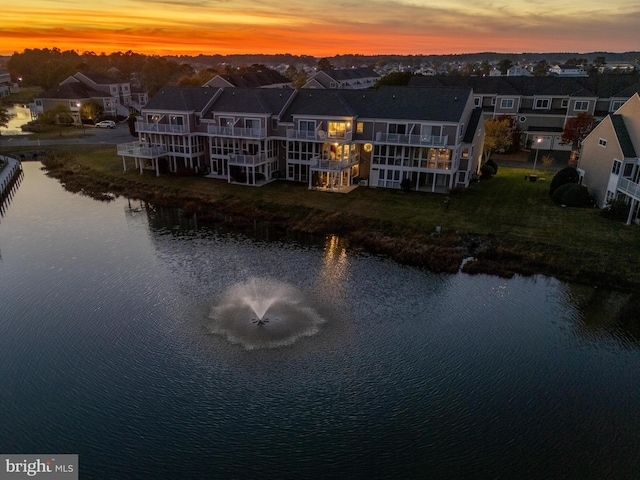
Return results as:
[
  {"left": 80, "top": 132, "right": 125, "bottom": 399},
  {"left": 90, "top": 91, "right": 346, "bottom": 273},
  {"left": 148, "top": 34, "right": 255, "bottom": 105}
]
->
[{"left": 317, "top": 235, "right": 349, "bottom": 293}]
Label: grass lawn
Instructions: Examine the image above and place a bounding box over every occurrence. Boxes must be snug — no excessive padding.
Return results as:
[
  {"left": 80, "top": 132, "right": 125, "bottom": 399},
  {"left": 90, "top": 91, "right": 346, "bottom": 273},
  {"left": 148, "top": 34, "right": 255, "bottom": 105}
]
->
[{"left": 2, "top": 143, "right": 639, "bottom": 289}]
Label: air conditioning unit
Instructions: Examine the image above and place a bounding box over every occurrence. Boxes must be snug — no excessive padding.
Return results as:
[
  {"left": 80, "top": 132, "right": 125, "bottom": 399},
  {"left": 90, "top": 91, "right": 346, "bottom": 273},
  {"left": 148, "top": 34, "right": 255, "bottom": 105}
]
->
[{"left": 359, "top": 179, "right": 369, "bottom": 187}]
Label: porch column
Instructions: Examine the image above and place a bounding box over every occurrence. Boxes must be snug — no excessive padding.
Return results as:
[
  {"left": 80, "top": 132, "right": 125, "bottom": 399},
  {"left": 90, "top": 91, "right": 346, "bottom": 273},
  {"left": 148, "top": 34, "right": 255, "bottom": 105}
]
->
[
  {"left": 155, "top": 158, "right": 160, "bottom": 177},
  {"left": 122, "top": 156, "right": 127, "bottom": 172},
  {"left": 626, "top": 198, "right": 637, "bottom": 225},
  {"left": 139, "top": 157, "right": 144, "bottom": 175}
]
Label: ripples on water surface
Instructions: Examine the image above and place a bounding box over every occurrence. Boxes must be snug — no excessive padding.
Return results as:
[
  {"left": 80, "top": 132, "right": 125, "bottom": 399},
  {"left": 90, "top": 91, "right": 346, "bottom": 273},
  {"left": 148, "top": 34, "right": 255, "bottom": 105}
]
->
[{"left": 0, "top": 162, "right": 639, "bottom": 479}]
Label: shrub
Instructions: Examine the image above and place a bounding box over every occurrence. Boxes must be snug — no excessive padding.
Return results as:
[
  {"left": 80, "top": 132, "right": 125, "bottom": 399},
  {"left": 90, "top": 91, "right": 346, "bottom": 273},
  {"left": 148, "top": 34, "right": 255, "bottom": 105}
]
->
[
  {"left": 552, "top": 183, "right": 592, "bottom": 207},
  {"left": 400, "top": 178, "right": 412, "bottom": 192},
  {"left": 485, "top": 158, "right": 498, "bottom": 175},
  {"left": 480, "top": 163, "right": 495, "bottom": 178},
  {"left": 549, "top": 166, "right": 579, "bottom": 196},
  {"left": 600, "top": 199, "right": 630, "bottom": 221}
]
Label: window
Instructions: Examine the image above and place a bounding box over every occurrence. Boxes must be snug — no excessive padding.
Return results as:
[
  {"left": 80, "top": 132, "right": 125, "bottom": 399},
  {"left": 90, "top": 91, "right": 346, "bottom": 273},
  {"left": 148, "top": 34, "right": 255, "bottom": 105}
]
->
[
  {"left": 610, "top": 100, "right": 625, "bottom": 112},
  {"left": 357, "top": 122, "right": 364, "bottom": 134},
  {"left": 574, "top": 101, "right": 589, "bottom": 111},
  {"left": 328, "top": 121, "right": 346, "bottom": 139},
  {"left": 534, "top": 98, "right": 550, "bottom": 109},
  {"left": 612, "top": 160, "right": 621, "bottom": 175},
  {"left": 220, "top": 116, "right": 234, "bottom": 127},
  {"left": 599, "top": 138, "right": 607, "bottom": 147},
  {"left": 561, "top": 99, "right": 569, "bottom": 108},
  {"left": 491, "top": 97, "right": 496, "bottom": 106},
  {"left": 299, "top": 120, "right": 315, "bottom": 131},
  {"left": 623, "top": 163, "right": 634, "bottom": 177},
  {"left": 388, "top": 124, "right": 407, "bottom": 135},
  {"left": 500, "top": 99, "right": 514, "bottom": 109},
  {"left": 474, "top": 97, "right": 481, "bottom": 107}
]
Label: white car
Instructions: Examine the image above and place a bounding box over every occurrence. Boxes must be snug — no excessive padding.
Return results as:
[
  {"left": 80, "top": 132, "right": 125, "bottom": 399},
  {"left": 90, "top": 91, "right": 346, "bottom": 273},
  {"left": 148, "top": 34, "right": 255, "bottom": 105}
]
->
[{"left": 95, "top": 120, "right": 116, "bottom": 129}]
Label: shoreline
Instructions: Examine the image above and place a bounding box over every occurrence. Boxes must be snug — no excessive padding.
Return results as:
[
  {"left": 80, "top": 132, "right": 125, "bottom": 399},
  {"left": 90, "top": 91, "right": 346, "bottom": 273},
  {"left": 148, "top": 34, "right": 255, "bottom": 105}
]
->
[{"left": 3, "top": 144, "right": 640, "bottom": 292}]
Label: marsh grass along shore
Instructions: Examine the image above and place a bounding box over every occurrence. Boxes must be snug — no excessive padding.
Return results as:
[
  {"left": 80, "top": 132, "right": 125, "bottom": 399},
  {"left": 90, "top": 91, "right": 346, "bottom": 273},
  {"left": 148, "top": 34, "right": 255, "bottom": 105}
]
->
[{"left": 2, "top": 143, "right": 640, "bottom": 292}]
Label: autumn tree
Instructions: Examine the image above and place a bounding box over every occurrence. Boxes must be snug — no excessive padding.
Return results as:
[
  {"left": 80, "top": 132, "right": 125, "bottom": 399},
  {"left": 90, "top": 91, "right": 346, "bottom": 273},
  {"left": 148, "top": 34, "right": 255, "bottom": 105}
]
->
[
  {"left": 561, "top": 112, "right": 597, "bottom": 163},
  {"left": 483, "top": 116, "right": 518, "bottom": 160},
  {"left": 0, "top": 106, "right": 10, "bottom": 129}
]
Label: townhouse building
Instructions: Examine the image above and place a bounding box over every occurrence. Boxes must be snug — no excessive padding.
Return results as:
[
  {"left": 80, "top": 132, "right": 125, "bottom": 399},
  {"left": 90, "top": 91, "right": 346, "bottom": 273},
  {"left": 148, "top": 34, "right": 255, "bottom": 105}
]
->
[
  {"left": 409, "top": 74, "right": 640, "bottom": 152},
  {"left": 577, "top": 93, "right": 640, "bottom": 223},
  {"left": 203, "top": 69, "right": 292, "bottom": 89},
  {"left": 303, "top": 68, "right": 381, "bottom": 90},
  {"left": 118, "top": 86, "right": 484, "bottom": 193},
  {"left": 31, "top": 71, "right": 148, "bottom": 123}
]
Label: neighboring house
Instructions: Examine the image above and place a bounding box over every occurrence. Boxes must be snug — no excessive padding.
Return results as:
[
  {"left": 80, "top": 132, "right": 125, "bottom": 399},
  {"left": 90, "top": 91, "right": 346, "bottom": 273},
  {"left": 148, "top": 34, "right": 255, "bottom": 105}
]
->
[
  {"left": 203, "top": 70, "right": 292, "bottom": 89},
  {"left": 507, "top": 66, "right": 533, "bottom": 77},
  {"left": 550, "top": 64, "right": 589, "bottom": 77},
  {"left": 118, "top": 86, "right": 485, "bottom": 193},
  {"left": 409, "top": 74, "right": 640, "bottom": 152},
  {"left": 302, "top": 68, "right": 381, "bottom": 90},
  {"left": 577, "top": 93, "right": 640, "bottom": 223},
  {"left": 31, "top": 71, "right": 148, "bottom": 122},
  {"left": 0, "top": 68, "right": 19, "bottom": 98}
]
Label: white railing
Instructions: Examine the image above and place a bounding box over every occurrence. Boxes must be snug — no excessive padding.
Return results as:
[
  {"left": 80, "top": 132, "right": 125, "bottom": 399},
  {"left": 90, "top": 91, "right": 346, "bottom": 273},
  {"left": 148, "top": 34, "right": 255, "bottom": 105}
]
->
[
  {"left": 375, "top": 132, "right": 448, "bottom": 147},
  {"left": 618, "top": 177, "right": 640, "bottom": 200},
  {"left": 229, "top": 153, "right": 269, "bottom": 165},
  {"left": 208, "top": 125, "right": 266, "bottom": 138},
  {"left": 287, "top": 130, "right": 353, "bottom": 141},
  {"left": 135, "top": 122, "right": 188, "bottom": 134},
  {"left": 117, "top": 142, "right": 167, "bottom": 157}
]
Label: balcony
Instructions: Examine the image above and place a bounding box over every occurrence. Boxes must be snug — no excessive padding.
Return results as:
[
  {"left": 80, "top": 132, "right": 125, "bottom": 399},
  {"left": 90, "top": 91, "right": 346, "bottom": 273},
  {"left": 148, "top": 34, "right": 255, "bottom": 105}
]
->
[
  {"left": 287, "top": 129, "right": 353, "bottom": 142},
  {"left": 136, "top": 122, "right": 188, "bottom": 134},
  {"left": 618, "top": 177, "right": 640, "bottom": 200},
  {"left": 229, "top": 153, "right": 271, "bottom": 166},
  {"left": 375, "top": 132, "right": 448, "bottom": 147},
  {"left": 117, "top": 142, "right": 167, "bottom": 158},
  {"left": 208, "top": 125, "right": 266, "bottom": 138}
]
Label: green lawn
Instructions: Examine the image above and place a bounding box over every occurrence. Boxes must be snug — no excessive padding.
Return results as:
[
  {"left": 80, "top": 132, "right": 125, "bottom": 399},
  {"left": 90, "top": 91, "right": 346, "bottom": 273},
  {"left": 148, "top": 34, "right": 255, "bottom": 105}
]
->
[{"left": 2, "top": 144, "right": 639, "bottom": 288}]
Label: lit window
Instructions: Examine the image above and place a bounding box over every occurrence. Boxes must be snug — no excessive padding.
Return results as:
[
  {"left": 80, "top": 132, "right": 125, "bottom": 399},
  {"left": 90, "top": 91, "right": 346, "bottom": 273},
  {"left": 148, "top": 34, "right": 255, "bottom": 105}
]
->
[{"left": 357, "top": 122, "right": 364, "bottom": 134}]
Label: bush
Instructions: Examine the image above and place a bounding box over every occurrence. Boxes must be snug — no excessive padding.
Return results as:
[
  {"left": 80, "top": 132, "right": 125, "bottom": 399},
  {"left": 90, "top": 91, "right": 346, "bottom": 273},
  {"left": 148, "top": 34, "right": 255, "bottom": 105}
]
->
[
  {"left": 600, "top": 199, "right": 631, "bottom": 221},
  {"left": 480, "top": 163, "right": 495, "bottom": 178},
  {"left": 549, "top": 166, "right": 579, "bottom": 196},
  {"left": 400, "top": 178, "right": 411, "bottom": 192},
  {"left": 552, "top": 183, "right": 592, "bottom": 207},
  {"left": 485, "top": 158, "right": 498, "bottom": 175}
]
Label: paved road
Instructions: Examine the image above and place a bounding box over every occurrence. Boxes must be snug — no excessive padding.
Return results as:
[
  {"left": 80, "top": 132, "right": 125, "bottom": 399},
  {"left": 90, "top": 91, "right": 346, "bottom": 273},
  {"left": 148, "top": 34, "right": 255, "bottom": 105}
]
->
[{"left": 0, "top": 122, "right": 136, "bottom": 147}]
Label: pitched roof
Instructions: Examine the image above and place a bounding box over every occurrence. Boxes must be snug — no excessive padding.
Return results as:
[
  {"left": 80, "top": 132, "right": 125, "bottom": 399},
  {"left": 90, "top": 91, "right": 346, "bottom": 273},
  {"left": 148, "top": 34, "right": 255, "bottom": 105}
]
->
[
  {"left": 204, "top": 88, "right": 295, "bottom": 117},
  {"left": 35, "top": 82, "right": 107, "bottom": 100},
  {"left": 144, "top": 86, "right": 218, "bottom": 111},
  {"left": 215, "top": 70, "right": 291, "bottom": 88},
  {"left": 280, "top": 86, "right": 471, "bottom": 123},
  {"left": 409, "top": 74, "right": 640, "bottom": 98},
  {"left": 321, "top": 67, "right": 380, "bottom": 81},
  {"left": 463, "top": 107, "right": 483, "bottom": 143},
  {"left": 611, "top": 114, "right": 637, "bottom": 157}
]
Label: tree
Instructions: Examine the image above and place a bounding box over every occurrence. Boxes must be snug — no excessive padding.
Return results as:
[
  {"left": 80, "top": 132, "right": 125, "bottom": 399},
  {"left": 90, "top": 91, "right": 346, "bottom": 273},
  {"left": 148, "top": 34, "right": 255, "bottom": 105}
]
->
[
  {"left": 127, "top": 113, "right": 137, "bottom": 137},
  {"left": 317, "top": 58, "right": 333, "bottom": 71},
  {"left": 81, "top": 101, "right": 103, "bottom": 123},
  {"left": 533, "top": 60, "right": 550, "bottom": 77},
  {"left": 483, "top": 116, "right": 514, "bottom": 160},
  {"left": 374, "top": 71, "right": 413, "bottom": 87},
  {"left": 498, "top": 59, "right": 513, "bottom": 74},
  {"left": 561, "top": 112, "right": 596, "bottom": 163},
  {"left": 0, "top": 106, "right": 10, "bottom": 129}
]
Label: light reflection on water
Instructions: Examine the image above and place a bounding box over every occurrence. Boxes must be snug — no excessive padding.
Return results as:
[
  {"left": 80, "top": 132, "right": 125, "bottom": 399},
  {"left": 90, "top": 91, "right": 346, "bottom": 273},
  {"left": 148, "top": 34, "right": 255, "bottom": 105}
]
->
[{"left": 0, "top": 162, "right": 639, "bottom": 479}]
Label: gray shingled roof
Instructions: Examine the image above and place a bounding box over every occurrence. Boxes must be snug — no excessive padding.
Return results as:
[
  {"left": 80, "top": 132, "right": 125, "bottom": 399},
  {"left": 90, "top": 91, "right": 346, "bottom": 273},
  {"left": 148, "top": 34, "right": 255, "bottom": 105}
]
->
[
  {"left": 409, "top": 74, "right": 640, "bottom": 98},
  {"left": 611, "top": 114, "right": 638, "bottom": 158},
  {"left": 144, "top": 86, "right": 218, "bottom": 111},
  {"left": 203, "top": 88, "right": 295, "bottom": 117},
  {"left": 280, "top": 86, "right": 471, "bottom": 123},
  {"left": 218, "top": 70, "right": 291, "bottom": 88},
  {"left": 322, "top": 67, "right": 380, "bottom": 82},
  {"left": 35, "top": 82, "right": 107, "bottom": 100}
]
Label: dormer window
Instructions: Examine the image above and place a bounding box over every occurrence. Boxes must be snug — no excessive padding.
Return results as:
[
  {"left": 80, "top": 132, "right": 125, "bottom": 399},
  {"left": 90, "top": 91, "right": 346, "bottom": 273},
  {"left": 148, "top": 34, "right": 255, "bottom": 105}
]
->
[
  {"left": 500, "top": 99, "right": 514, "bottom": 109},
  {"left": 534, "top": 98, "right": 550, "bottom": 109},
  {"left": 574, "top": 101, "right": 589, "bottom": 111}
]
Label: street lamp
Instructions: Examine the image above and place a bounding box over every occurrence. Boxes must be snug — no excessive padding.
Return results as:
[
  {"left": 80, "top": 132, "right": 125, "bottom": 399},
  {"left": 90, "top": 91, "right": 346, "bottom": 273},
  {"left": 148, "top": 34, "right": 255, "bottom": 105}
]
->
[
  {"left": 533, "top": 137, "right": 543, "bottom": 171},
  {"left": 76, "top": 102, "right": 85, "bottom": 136}
]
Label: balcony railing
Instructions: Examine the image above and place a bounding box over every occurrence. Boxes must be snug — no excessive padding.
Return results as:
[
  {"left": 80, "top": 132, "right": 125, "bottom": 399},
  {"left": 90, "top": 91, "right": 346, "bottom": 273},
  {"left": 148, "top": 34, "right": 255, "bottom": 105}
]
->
[
  {"left": 287, "top": 130, "right": 353, "bottom": 142},
  {"left": 208, "top": 125, "right": 266, "bottom": 138},
  {"left": 117, "top": 142, "right": 167, "bottom": 158},
  {"left": 375, "top": 132, "right": 448, "bottom": 147},
  {"left": 229, "top": 153, "right": 270, "bottom": 165},
  {"left": 136, "top": 122, "right": 188, "bottom": 134},
  {"left": 618, "top": 177, "right": 640, "bottom": 199}
]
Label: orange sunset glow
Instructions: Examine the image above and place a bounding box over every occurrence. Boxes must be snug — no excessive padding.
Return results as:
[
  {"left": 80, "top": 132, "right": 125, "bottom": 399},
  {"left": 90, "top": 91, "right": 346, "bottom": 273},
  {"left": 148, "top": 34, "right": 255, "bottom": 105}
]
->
[{"left": 2, "top": 0, "right": 639, "bottom": 56}]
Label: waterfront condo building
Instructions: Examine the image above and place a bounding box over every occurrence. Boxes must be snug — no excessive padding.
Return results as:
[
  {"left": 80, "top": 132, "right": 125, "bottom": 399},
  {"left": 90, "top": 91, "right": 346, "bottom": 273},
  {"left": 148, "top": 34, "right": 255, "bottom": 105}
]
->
[{"left": 118, "top": 86, "right": 485, "bottom": 193}]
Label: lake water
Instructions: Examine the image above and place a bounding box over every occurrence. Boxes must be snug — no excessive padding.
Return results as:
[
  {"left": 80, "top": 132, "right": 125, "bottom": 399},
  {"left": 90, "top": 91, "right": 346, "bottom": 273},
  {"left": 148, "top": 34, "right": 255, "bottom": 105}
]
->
[
  {"left": 0, "top": 104, "right": 33, "bottom": 136},
  {"left": 1, "top": 162, "right": 639, "bottom": 479}
]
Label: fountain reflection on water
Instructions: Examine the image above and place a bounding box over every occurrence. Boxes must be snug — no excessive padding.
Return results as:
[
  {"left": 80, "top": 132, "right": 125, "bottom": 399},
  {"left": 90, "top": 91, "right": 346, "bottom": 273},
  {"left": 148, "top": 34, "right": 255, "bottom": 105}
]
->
[{"left": 207, "top": 277, "right": 326, "bottom": 350}]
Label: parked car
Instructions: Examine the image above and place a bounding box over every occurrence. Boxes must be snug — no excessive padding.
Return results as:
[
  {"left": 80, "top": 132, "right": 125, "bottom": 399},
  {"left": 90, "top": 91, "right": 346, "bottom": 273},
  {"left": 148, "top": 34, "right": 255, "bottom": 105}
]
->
[{"left": 95, "top": 120, "right": 116, "bottom": 129}]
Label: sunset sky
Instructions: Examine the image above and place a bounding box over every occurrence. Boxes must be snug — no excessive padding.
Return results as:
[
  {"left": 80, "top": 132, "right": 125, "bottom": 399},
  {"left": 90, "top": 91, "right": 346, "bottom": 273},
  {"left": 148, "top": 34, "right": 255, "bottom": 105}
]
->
[{"left": 2, "top": 0, "right": 638, "bottom": 57}]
